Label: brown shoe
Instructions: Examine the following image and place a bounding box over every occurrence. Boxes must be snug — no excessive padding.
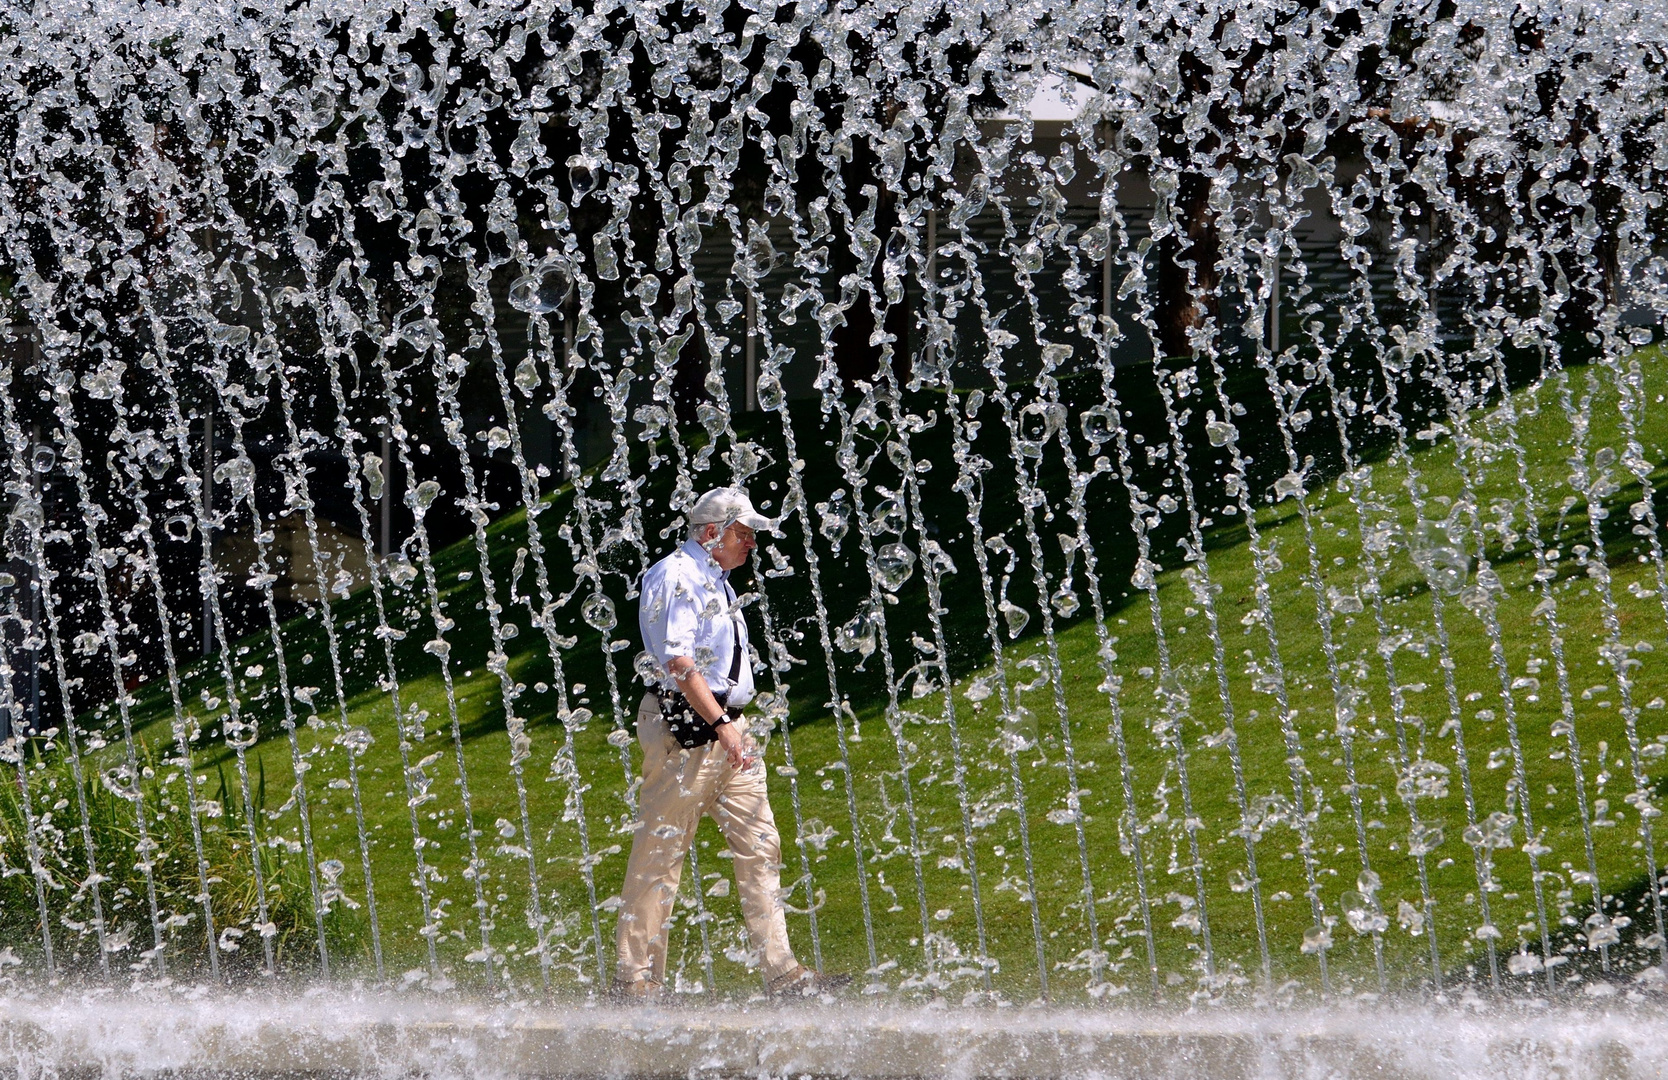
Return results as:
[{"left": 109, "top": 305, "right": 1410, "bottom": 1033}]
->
[
  {"left": 610, "top": 977, "right": 665, "bottom": 1003},
  {"left": 767, "top": 964, "right": 853, "bottom": 997}
]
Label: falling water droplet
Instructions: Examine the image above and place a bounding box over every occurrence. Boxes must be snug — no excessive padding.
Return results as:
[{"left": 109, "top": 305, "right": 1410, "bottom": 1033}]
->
[
  {"left": 581, "top": 593, "right": 617, "bottom": 632},
  {"left": 508, "top": 268, "right": 570, "bottom": 314},
  {"left": 999, "top": 600, "right": 1029, "bottom": 640},
  {"left": 514, "top": 358, "right": 540, "bottom": 394},
  {"left": 568, "top": 155, "right": 597, "bottom": 195},
  {"left": 1080, "top": 406, "right": 1117, "bottom": 445},
  {"left": 873, "top": 543, "right": 916, "bottom": 592}
]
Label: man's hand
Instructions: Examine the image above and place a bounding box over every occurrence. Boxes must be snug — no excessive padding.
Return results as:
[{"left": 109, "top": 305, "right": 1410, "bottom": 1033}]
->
[
  {"left": 714, "top": 719, "right": 758, "bottom": 771},
  {"left": 667, "top": 655, "right": 756, "bottom": 769}
]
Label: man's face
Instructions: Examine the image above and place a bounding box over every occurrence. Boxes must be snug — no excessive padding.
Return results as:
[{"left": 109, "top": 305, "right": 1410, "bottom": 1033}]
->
[{"left": 705, "top": 522, "right": 756, "bottom": 571}]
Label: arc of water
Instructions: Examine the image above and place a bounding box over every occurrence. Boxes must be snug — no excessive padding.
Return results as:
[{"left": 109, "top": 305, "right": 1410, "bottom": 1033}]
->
[
  {"left": 1183, "top": 221, "right": 1327, "bottom": 988},
  {"left": 487, "top": 254, "right": 617, "bottom": 986},
  {"left": 1207, "top": 196, "right": 1387, "bottom": 994},
  {"left": 1243, "top": 162, "right": 1440, "bottom": 991},
  {"left": 96, "top": 393, "right": 227, "bottom": 980},
  {"left": 1538, "top": 101, "right": 1668, "bottom": 964},
  {"left": 191, "top": 345, "right": 332, "bottom": 975},
  {"left": 119, "top": 302, "right": 281, "bottom": 978},
  {"left": 69, "top": 58, "right": 377, "bottom": 979},
  {"left": 1553, "top": 368, "right": 1664, "bottom": 970},
  {"left": 934, "top": 245, "right": 1053, "bottom": 995},
  {"left": 1307, "top": 150, "right": 1500, "bottom": 985},
  {"left": 193, "top": 380, "right": 328, "bottom": 977},
  {"left": 982, "top": 153, "right": 1110, "bottom": 992},
  {"left": 325, "top": 320, "right": 496, "bottom": 981},
  {"left": 869, "top": 282, "right": 998, "bottom": 988},
  {"left": 1396, "top": 193, "right": 1555, "bottom": 984},
  {"left": 1259, "top": 197, "right": 1441, "bottom": 990},
  {"left": 758, "top": 149, "right": 884, "bottom": 980},
  {"left": 0, "top": 307, "right": 111, "bottom": 978},
  {"left": 304, "top": 37, "right": 576, "bottom": 984},
  {"left": 0, "top": 590, "right": 57, "bottom": 974},
  {"left": 400, "top": 322, "right": 558, "bottom": 988},
  {"left": 1059, "top": 133, "right": 1164, "bottom": 995},
  {"left": 1415, "top": 155, "right": 1608, "bottom": 974},
  {"left": 32, "top": 346, "right": 171, "bottom": 975},
  {"left": 1069, "top": 195, "right": 1221, "bottom": 988},
  {"left": 795, "top": 353, "right": 937, "bottom": 979},
  {"left": 720, "top": 329, "right": 828, "bottom": 975}
]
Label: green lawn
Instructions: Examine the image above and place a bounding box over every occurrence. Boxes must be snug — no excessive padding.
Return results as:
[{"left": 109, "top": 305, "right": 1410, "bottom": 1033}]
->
[{"left": 8, "top": 347, "right": 1668, "bottom": 1001}]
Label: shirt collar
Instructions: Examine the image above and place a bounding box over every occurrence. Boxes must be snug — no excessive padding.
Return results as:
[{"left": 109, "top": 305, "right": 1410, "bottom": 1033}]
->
[{"left": 679, "top": 538, "right": 727, "bottom": 585}]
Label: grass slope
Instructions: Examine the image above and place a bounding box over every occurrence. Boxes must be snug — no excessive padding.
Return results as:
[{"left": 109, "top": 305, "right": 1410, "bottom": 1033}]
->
[{"left": 8, "top": 348, "right": 1668, "bottom": 1001}]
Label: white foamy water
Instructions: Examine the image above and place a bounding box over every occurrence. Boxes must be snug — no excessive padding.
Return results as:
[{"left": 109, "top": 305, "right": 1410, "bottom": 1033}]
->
[{"left": 3, "top": 989, "right": 1668, "bottom": 1079}]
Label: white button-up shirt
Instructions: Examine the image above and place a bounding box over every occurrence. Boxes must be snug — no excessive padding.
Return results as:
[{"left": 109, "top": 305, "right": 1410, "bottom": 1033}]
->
[{"left": 638, "top": 538, "right": 756, "bottom": 708}]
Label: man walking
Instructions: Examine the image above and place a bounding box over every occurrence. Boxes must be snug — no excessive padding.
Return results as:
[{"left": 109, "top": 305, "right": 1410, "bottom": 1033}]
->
[{"left": 614, "top": 486, "right": 850, "bottom": 1000}]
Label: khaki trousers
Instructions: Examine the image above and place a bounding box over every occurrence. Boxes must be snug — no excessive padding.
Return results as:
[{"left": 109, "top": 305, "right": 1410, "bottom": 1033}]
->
[{"left": 614, "top": 693, "right": 797, "bottom": 987}]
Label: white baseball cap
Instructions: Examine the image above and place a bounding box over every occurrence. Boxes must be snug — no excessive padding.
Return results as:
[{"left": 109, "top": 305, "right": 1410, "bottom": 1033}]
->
[{"left": 688, "top": 487, "right": 772, "bottom": 531}]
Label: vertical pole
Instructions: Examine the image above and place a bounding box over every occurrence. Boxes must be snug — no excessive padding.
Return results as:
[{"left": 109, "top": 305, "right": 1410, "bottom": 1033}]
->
[
  {"left": 380, "top": 428, "right": 392, "bottom": 558},
  {"left": 564, "top": 294, "right": 578, "bottom": 471},
  {"left": 745, "top": 291, "right": 757, "bottom": 412},
  {"left": 202, "top": 409, "right": 214, "bottom": 656},
  {"left": 1269, "top": 253, "right": 1280, "bottom": 356},
  {"left": 28, "top": 419, "right": 40, "bottom": 736},
  {"left": 926, "top": 207, "right": 938, "bottom": 372},
  {"left": 1100, "top": 123, "right": 1113, "bottom": 340}
]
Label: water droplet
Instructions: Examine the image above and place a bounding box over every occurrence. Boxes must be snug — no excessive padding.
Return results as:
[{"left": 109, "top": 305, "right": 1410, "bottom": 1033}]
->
[
  {"left": 873, "top": 543, "right": 916, "bottom": 592},
  {"left": 1300, "top": 925, "right": 1332, "bottom": 954},
  {"left": 1340, "top": 890, "right": 1387, "bottom": 934},
  {"left": 389, "top": 63, "right": 424, "bottom": 94},
  {"left": 999, "top": 600, "right": 1029, "bottom": 640},
  {"left": 514, "top": 358, "right": 540, "bottom": 394},
  {"left": 411, "top": 480, "right": 441, "bottom": 512},
  {"left": 870, "top": 497, "right": 907, "bottom": 536},
  {"left": 209, "top": 323, "right": 250, "bottom": 346},
  {"left": 1078, "top": 223, "right": 1110, "bottom": 262},
  {"left": 1585, "top": 913, "right": 1621, "bottom": 950},
  {"left": 835, "top": 606, "right": 878, "bottom": 658},
  {"left": 581, "top": 592, "right": 617, "bottom": 632},
  {"left": 508, "top": 268, "right": 570, "bottom": 313},
  {"left": 747, "top": 232, "right": 778, "bottom": 277},
  {"left": 400, "top": 320, "right": 437, "bottom": 353},
  {"left": 1080, "top": 406, "right": 1117, "bottom": 445},
  {"left": 361, "top": 453, "right": 385, "bottom": 500},
  {"left": 568, "top": 155, "right": 597, "bottom": 195}
]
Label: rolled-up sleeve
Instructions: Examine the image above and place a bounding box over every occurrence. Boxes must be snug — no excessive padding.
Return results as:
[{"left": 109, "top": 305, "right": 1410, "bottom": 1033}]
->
[
  {"left": 657, "top": 583, "right": 698, "bottom": 663},
  {"left": 639, "top": 563, "right": 699, "bottom": 672}
]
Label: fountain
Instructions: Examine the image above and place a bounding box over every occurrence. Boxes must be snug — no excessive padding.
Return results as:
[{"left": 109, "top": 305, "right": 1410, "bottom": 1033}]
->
[{"left": 1, "top": 0, "right": 1667, "bottom": 1072}]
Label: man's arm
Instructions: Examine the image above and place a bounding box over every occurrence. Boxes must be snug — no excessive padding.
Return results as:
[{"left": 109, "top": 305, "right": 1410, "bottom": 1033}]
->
[{"left": 666, "top": 655, "right": 755, "bottom": 769}]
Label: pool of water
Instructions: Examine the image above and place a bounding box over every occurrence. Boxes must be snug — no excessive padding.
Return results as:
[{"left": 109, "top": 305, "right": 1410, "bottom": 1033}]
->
[{"left": 2, "top": 986, "right": 1664, "bottom": 1079}]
